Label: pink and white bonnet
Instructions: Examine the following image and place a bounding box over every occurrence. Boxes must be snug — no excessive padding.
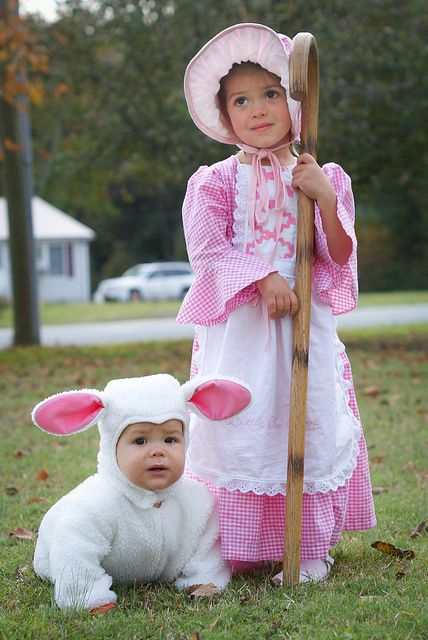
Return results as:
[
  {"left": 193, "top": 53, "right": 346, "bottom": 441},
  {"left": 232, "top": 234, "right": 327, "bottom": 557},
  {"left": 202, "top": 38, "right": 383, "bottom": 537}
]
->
[
  {"left": 184, "top": 22, "right": 301, "bottom": 145},
  {"left": 31, "top": 374, "right": 251, "bottom": 483}
]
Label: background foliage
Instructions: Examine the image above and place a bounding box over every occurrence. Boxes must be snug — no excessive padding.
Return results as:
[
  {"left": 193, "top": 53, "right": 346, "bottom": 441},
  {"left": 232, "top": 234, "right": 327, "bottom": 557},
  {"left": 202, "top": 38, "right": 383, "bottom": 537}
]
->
[{"left": 1, "top": 0, "right": 427, "bottom": 291}]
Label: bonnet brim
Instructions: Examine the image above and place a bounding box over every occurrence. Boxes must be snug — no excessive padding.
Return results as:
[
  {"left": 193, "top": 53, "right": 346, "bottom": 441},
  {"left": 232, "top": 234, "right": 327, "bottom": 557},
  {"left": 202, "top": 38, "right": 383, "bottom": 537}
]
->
[{"left": 184, "top": 22, "right": 301, "bottom": 145}]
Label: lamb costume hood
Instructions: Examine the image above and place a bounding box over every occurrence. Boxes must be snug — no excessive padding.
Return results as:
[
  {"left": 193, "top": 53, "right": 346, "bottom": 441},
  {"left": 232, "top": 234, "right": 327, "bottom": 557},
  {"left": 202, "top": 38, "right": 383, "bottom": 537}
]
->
[{"left": 31, "top": 374, "right": 251, "bottom": 610}]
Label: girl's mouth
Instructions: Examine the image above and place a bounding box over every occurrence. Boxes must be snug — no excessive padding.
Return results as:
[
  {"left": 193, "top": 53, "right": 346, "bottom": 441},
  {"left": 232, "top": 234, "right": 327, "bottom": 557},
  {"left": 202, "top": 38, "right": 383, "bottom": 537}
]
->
[
  {"left": 252, "top": 123, "right": 271, "bottom": 132},
  {"left": 148, "top": 465, "right": 167, "bottom": 473}
]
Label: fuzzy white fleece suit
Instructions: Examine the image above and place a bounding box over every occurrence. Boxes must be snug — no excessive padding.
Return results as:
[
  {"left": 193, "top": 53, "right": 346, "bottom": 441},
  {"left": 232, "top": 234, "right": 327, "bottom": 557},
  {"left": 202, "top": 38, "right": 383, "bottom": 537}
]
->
[{"left": 31, "top": 374, "right": 251, "bottom": 610}]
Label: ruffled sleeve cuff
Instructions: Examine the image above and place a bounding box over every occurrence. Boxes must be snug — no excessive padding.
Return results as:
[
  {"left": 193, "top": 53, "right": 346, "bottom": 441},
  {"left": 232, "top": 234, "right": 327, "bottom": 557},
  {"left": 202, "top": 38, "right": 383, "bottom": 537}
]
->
[
  {"left": 177, "top": 250, "right": 274, "bottom": 325},
  {"left": 177, "top": 162, "right": 275, "bottom": 325},
  {"left": 313, "top": 163, "right": 358, "bottom": 315}
]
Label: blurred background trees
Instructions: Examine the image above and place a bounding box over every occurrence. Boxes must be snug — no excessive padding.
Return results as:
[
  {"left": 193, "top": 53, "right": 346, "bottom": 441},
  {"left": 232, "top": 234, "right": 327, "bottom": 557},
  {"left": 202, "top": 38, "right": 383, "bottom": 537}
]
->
[{"left": 1, "top": 0, "right": 427, "bottom": 292}]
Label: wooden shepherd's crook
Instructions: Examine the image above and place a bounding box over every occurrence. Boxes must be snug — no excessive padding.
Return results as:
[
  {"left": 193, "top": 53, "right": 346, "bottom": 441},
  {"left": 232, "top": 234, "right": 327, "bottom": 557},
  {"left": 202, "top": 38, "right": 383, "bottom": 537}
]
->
[{"left": 283, "top": 33, "right": 319, "bottom": 587}]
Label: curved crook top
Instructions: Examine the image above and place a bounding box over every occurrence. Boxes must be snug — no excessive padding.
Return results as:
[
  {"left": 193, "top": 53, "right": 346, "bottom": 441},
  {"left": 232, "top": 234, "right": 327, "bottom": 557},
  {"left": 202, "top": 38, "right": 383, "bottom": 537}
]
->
[
  {"left": 289, "top": 33, "right": 319, "bottom": 102},
  {"left": 289, "top": 32, "right": 319, "bottom": 157}
]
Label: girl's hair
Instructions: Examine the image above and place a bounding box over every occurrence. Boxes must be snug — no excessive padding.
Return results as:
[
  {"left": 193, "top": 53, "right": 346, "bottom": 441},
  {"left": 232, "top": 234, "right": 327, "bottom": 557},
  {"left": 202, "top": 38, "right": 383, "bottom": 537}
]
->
[{"left": 216, "top": 61, "right": 299, "bottom": 156}]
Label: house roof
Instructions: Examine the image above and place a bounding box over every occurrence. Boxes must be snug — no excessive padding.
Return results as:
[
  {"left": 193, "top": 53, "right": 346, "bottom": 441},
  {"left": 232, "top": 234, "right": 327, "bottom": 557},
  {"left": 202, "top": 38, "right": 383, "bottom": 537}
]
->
[{"left": 0, "top": 196, "right": 95, "bottom": 241}]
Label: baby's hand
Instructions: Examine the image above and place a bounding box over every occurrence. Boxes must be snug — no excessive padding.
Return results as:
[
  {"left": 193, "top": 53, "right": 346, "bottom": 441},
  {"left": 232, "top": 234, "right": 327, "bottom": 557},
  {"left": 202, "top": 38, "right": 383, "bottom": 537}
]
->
[
  {"left": 257, "top": 273, "right": 298, "bottom": 319},
  {"left": 291, "top": 154, "right": 336, "bottom": 213}
]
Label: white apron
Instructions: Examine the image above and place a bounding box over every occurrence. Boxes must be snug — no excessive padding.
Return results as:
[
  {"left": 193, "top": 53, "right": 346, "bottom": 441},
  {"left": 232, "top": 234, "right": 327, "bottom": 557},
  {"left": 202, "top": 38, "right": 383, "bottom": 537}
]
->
[{"left": 187, "top": 163, "right": 361, "bottom": 496}]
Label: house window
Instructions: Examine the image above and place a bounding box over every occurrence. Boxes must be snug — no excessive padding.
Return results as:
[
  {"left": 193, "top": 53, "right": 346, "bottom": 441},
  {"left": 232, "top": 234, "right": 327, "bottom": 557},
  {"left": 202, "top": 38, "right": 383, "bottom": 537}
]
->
[
  {"left": 49, "top": 245, "right": 64, "bottom": 275},
  {"left": 46, "top": 244, "right": 74, "bottom": 276}
]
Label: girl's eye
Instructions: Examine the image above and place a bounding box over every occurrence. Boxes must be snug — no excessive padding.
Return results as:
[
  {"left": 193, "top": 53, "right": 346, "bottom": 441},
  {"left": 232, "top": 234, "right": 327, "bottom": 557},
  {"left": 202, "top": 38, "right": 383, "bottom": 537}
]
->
[
  {"left": 135, "top": 437, "right": 147, "bottom": 445},
  {"left": 265, "top": 89, "right": 278, "bottom": 99},
  {"left": 164, "top": 437, "right": 175, "bottom": 444},
  {"left": 234, "top": 96, "right": 248, "bottom": 107}
]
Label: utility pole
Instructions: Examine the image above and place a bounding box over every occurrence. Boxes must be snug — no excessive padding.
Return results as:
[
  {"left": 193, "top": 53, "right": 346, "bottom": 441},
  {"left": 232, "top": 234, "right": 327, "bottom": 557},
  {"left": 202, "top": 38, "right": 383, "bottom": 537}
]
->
[{"left": 0, "top": 0, "right": 40, "bottom": 345}]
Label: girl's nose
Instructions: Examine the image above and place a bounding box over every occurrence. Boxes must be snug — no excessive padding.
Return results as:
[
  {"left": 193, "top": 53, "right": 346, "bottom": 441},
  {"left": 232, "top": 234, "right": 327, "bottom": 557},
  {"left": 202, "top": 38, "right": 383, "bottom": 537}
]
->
[{"left": 251, "top": 100, "right": 266, "bottom": 117}]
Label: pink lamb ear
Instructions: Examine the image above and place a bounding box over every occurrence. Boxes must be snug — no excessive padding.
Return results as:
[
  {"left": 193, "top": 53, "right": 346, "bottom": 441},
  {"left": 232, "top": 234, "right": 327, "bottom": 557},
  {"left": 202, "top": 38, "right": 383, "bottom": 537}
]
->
[
  {"left": 32, "top": 391, "right": 105, "bottom": 436},
  {"left": 187, "top": 379, "right": 251, "bottom": 420}
]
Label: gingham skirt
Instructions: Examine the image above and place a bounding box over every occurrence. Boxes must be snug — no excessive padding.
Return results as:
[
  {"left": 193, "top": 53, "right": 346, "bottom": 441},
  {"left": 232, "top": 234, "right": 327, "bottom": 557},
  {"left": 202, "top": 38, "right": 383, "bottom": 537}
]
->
[{"left": 186, "top": 353, "right": 376, "bottom": 562}]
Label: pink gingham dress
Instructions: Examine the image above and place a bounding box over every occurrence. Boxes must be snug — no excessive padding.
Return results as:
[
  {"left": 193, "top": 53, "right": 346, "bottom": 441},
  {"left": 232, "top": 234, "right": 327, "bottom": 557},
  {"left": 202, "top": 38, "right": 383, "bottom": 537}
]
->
[{"left": 177, "top": 155, "right": 376, "bottom": 562}]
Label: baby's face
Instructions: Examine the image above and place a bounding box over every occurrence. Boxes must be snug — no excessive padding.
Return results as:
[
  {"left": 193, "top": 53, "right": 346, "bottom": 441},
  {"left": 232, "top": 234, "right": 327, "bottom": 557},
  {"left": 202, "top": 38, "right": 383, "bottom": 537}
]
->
[{"left": 116, "top": 420, "right": 185, "bottom": 491}]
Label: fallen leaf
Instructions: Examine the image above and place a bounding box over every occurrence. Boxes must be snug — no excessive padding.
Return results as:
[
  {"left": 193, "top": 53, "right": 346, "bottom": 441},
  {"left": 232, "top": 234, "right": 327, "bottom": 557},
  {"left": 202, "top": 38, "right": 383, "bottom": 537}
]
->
[
  {"left": 396, "top": 562, "right": 413, "bottom": 580},
  {"left": 370, "top": 455, "right": 385, "bottom": 464},
  {"left": 36, "top": 469, "right": 49, "bottom": 481},
  {"left": 362, "top": 385, "right": 381, "bottom": 397},
  {"left": 409, "top": 520, "right": 426, "bottom": 538},
  {"left": 4, "top": 487, "right": 18, "bottom": 496},
  {"left": 9, "top": 528, "right": 36, "bottom": 540},
  {"left": 187, "top": 583, "right": 221, "bottom": 599},
  {"left": 371, "top": 541, "right": 415, "bottom": 560},
  {"left": 89, "top": 602, "right": 116, "bottom": 615},
  {"left": 14, "top": 450, "right": 26, "bottom": 458},
  {"left": 15, "top": 565, "right": 32, "bottom": 580},
  {"left": 189, "top": 633, "right": 201, "bottom": 640},
  {"left": 372, "top": 487, "right": 388, "bottom": 495},
  {"left": 26, "top": 497, "right": 49, "bottom": 504}
]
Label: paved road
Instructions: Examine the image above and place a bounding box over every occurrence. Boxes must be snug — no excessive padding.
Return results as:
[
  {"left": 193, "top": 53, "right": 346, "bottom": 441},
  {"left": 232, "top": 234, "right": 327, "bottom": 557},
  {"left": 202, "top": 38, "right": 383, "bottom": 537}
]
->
[{"left": 0, "top": 304, "right": 427, "bottom": 349}]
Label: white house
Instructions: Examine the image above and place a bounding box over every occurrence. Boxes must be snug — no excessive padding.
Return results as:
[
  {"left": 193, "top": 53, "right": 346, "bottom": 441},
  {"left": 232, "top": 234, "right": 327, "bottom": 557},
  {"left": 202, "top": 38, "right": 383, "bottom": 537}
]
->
[{"left": 0, "top": 196, "right": 95, "bottom": 303}]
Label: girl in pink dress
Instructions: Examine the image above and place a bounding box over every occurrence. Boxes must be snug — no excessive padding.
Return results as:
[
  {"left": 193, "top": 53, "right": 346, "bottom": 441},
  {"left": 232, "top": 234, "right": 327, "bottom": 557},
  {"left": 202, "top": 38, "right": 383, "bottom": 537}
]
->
[{"left": 177, "top": 23, "right": 376, "bottom": 583}]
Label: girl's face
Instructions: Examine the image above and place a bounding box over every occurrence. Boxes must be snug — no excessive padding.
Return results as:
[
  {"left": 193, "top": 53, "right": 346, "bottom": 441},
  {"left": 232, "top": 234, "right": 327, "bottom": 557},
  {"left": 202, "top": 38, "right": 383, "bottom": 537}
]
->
[
  {"left": 223, "top": 66, "right": 291, "bottom": 150},
  {"left": 116, "top": 419, "right": 185, "bottom": 490}
]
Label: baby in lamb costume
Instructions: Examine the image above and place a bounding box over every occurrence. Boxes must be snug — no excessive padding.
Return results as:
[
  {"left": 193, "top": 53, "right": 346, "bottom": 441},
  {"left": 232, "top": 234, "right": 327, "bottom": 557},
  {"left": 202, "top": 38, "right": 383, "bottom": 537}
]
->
[{"left": 31, "top": 373, "right": 251, "bottom": 610}]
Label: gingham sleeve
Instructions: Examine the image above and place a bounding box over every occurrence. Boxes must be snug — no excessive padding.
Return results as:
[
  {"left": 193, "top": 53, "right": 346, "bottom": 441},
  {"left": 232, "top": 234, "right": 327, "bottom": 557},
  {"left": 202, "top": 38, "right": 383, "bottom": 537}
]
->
[
  {"left": 177, "top": 162, "right": 275, "bottom": 325},
  {"left": 313, "top": 163, "right": 358, "bottom": 315}
]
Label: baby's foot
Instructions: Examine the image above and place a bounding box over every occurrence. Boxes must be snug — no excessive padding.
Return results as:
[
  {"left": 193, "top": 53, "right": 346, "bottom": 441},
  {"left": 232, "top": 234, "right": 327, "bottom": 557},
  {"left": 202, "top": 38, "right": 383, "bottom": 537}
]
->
[{"left": 272, "top": 555, "right": 334, "bottom": 585}]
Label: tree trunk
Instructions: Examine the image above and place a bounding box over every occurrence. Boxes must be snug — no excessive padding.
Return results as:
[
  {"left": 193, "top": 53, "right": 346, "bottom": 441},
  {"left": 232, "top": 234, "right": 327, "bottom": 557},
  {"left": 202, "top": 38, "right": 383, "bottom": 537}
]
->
[{"left": 0, "top": 0, "right": 40, "bottom": 345}]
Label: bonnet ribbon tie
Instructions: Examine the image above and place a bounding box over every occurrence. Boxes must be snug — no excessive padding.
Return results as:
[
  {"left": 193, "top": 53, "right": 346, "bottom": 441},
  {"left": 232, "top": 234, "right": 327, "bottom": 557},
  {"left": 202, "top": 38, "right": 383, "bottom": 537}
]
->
[{"left": 238, "top": 141, "right": 291, "bottom": 259}]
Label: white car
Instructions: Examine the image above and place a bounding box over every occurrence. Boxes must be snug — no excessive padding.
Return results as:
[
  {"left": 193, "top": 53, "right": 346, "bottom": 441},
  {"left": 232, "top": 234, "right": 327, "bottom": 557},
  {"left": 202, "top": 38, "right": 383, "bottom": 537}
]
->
[{"left": 93, "top": 262, "right": 195, "bottom": 303}]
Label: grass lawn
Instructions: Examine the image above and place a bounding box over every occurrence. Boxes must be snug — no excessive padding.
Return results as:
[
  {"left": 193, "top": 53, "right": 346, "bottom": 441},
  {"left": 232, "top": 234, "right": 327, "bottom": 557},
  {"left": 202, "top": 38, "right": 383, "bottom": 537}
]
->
[
  {"left": 0, "top": 329, "right": 427, "bottom": 639},
  {"left": 0, "top": 290, "right": 427, "bottom": 328}
]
